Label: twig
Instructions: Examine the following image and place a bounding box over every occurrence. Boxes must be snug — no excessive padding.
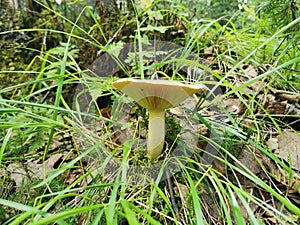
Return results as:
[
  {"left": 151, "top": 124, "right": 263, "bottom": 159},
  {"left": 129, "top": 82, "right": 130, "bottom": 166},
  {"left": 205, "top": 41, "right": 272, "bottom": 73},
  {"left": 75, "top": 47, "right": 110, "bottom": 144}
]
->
[
  {"left": 166, "top": 168, "right": 180, "bottom": 222},
  {"left": 283, "top": 67, "right": 300, "bottom": 73}
]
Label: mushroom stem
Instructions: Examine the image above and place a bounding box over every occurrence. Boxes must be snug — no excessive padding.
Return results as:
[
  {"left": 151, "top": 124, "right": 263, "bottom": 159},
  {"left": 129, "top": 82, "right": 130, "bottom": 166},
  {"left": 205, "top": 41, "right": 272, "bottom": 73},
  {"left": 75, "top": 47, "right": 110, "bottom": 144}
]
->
[{"left": 147, "top": 110, "right": 165, "bottom": 159}]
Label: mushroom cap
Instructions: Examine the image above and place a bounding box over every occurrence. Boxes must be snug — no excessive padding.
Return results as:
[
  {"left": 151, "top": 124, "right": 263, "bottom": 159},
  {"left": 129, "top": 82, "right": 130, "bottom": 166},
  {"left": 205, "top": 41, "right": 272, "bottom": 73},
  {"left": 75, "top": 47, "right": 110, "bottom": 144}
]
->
[{"left": 112, "top": 78, "right": 207, "bottom": 110}]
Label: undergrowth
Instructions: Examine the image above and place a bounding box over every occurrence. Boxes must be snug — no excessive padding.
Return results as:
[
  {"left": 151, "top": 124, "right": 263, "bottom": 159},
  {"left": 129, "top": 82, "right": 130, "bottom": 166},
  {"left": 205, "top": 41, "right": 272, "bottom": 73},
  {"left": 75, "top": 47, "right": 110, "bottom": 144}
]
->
[{"left": 0, "top": 0, "right": 300, "bottom": 224}]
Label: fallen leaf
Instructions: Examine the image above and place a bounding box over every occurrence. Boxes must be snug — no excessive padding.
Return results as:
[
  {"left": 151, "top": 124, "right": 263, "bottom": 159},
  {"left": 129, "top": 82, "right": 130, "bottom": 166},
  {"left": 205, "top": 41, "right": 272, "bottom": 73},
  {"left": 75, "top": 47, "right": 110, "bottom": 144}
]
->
[
  {"left": 0, "top": 169, "right": 5, "bottom": 177},
  {"left": 236, "top": 148, "right": 261, "bottom": 175},
  {"left": 266, "top": 130, "right": 300, "bottom": 193},
  {"left": 276, "top": 130, "right": 300, "bottom": 171},
  {"left": 204, "top": 46, "right": 214, "bottom": 55},
  {"left": 259, "top": 94, "right": 287, "bottom": 114},
  {"left": 8, "top": 163, "right": 31, "bottom": 188},
  {"left": 244, "top": 65, "right": 258, "bottom": 78},
  {"left": 221, "top": 97, "right": 246, "bottom": 114},
  {"left": 276, "top": 93, "right": 300, "bottom": 104},
  {"left": 233, "top": 80, "right": 253, "bottom": 94},
  {"left": 266, "top": 138, "right": 278, "bottom": 151},
  {"left": 7, "top": 153, "right": 64, "bottom": 188}
]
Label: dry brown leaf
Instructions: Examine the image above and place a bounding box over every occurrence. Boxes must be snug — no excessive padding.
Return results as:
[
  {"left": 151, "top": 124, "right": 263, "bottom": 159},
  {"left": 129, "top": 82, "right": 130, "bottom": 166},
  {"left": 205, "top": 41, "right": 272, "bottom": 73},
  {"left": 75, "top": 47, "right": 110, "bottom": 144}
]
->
[
  {"left": 266, "top": 137, "right": 278, "bottom": 151},
  {"left": 266, "top": 130, "right": 300, "bottom": 194},
  {"left": 285, "top": 103, "right": 300, "bottom": 115},
  {"left": 267, "top": 130, "right": 300, "bottom": 171},
  {"left": 276, "top": 130, "right": 300, "bottom": 171},
  {"left": 221, "top": 97, "right": 246, "bottom": 115},
  {"left": 7, "top": 164, "right": 30, "bottom": 188},
  {"left": 259, "top": 94, "right": 287, "bottom": 114},
  {"left": 0, "top": 169, "right": 6, "bottom": 177},
  {"left": 233, "top": 80, "right": 253, "bottom": 94},
  {"left": 250, "top": 81, "right": 265, "bottom": 92},
  {"left": 7, "top": 153, "right": 64, "bottom": 188},
  {"left": 172, "top": 97, "right": 210, "bottom": 151},
  {"left": 236, "top": 148, "right": 261, "bottom": 175},
  {"left": 276, "top": 93, "right": 300, "bottom": 104},
  {"left": 244, "top": 65, "right": 258, "bottom": 78}
]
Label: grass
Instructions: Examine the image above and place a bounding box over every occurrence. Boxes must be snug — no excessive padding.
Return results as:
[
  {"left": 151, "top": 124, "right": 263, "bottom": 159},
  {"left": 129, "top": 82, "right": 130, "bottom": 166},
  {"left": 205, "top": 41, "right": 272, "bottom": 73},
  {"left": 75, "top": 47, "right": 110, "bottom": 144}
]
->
[{"left": 1, "top": 0, "right": 300, "bottom": 224}]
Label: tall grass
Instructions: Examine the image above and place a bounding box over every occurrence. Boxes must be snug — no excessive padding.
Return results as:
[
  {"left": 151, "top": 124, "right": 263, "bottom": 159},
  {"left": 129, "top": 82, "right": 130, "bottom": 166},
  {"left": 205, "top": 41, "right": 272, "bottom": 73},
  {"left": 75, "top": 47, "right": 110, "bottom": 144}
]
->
[{"left": 0, "top": 0, "right": 299, "bottom": 224}]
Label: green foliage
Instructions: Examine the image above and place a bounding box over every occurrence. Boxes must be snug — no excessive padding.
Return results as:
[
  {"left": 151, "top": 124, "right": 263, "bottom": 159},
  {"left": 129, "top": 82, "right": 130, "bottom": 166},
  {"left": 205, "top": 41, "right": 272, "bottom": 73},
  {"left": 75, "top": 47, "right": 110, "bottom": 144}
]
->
[
  {"left": 190, "top": 0, "right": 241, "bottom": 19},
  {"left": 0, "top": 106, "right": 63, "bottom": 158},
  {"left": 257, "top": 0, "right": 300, "bottom": 33},
  {"left": 165, "top": 114, "right": 182, "bottom": 147},
  {"left": 1, "top": 0, "right": 300, "bottom": 224}
]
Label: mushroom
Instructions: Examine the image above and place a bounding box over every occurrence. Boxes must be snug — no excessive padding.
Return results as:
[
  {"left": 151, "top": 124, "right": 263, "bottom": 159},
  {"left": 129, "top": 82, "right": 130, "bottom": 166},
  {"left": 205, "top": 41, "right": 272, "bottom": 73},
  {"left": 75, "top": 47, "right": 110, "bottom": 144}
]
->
[{"left": 112, "top": 78, "right": 207, "bottom": 160}]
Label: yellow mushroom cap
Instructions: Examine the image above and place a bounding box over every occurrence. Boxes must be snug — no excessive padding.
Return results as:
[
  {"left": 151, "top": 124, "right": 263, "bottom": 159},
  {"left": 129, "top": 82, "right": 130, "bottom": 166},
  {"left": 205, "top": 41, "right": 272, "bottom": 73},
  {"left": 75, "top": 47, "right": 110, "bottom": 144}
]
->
[{"left": 112, "top": 78, "right": 207, "bottom": 110}]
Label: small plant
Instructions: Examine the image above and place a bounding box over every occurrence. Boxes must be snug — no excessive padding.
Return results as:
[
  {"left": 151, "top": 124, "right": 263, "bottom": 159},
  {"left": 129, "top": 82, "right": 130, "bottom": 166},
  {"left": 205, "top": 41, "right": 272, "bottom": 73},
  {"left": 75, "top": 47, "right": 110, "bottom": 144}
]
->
[{"left": 1, "top": 106, "right": 64, "bottom": 158}]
